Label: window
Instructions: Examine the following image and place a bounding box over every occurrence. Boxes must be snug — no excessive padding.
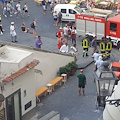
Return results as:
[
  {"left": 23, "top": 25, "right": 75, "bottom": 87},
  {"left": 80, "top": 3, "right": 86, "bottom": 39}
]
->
[
  {"left": 61, "top": 9, "right": 66, "bottom": 13},
  {"left": 101, "top": 72, "right": 114, "bottom": 78},
  {"left": 69, "top": 9, "right": 76, "bottom": 14},
  {"left": 110, "top": 22, "right": 117, "bottom": 31},
  {"left": 96, "top": 69, "right": 101, "bottom": 77},
  {"left": 25, "top": 101, "right": 32, "bottom": 110}
]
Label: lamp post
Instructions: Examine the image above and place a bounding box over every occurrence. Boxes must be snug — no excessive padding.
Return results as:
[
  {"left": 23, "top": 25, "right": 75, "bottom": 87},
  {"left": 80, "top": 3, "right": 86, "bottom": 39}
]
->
[{"left": 93, "top": 61, "right": 118, "bottom": 107}]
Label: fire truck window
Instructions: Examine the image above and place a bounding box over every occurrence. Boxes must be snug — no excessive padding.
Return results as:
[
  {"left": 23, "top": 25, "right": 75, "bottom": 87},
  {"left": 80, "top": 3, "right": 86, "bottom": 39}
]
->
[
  {"left": 110, "top": 23, "right": 117, "bottom": 31},
  {"left": 69, "top": 9, "right": 76, "bottom": 14},
  {"left": 61, "top": 9, "right": 66, "bottom": 13}
]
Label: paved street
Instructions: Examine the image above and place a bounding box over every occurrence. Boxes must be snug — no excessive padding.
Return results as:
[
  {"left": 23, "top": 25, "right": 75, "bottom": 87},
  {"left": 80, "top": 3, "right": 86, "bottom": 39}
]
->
[{"left": 1, "top": 0, "right": 120, "bottom": 120}]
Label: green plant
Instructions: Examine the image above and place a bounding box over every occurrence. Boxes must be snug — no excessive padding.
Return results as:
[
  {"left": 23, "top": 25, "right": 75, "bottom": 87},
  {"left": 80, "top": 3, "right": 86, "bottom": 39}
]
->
[
  {"left": 58, "top": 66, "right": 67, "bottom": 75},
  {"left": 68, "top": 61, "right": 78, "bottom": 70},
  {"left": 58, "top": 61, "right": 78, "bottom": 75}
]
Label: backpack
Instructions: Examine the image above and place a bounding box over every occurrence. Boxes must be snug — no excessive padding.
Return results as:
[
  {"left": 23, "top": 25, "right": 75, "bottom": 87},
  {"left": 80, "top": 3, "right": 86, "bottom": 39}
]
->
[
  {"left": 56, "top": 32, "right": 58, "bottom": 37},
  {"left": 15, "top": 5, "right": 17, "bottom": 10},
  {"left": 31, "top": 22, "right": 34, "bottom": 28}
]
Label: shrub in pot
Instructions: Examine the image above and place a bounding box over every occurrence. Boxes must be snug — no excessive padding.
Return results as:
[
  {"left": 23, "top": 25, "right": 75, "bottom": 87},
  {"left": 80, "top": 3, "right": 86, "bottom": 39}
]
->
[{"left": 58, "top": 61, "right": 78, "bottom": 77}]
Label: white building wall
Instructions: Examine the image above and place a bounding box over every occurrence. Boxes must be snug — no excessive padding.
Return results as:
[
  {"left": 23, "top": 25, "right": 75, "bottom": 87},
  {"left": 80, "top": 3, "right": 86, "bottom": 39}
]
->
[
  {"left": 0, "top": 54, "right": 33, "bottom": 80},
  {"left": 103, "top": 81, "right": 120, "bottom": 120},
  {"left": 3, "top": 69, "right": 36, "bottom": 116},
  {"left": 33, "top": 51, "right": 74, "bottom": 90}
]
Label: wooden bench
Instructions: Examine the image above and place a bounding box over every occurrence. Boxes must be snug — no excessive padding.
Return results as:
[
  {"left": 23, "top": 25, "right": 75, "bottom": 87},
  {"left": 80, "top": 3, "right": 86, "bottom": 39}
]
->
[
  {"left": 47, "top": 77, "right": 63, "bottom": 92},
  {"left": 35, "top": 87, "right": 48, "bottom": 102}
]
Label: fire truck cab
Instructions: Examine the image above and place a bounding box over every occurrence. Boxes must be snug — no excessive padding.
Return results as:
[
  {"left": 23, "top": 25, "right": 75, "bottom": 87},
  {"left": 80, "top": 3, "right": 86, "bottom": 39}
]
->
[{"left": 107, "top": 15, "right": 120, "bottom": 46}]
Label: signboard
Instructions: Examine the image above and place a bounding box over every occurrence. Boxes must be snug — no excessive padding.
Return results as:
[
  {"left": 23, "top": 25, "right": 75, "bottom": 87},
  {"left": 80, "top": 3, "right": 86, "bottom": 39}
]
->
[
  {"left": 75, "top": 14, "right": 106, "bottom": 39},
  {"left": 75, "top": 14, "right": 105, "bottom": 23}
]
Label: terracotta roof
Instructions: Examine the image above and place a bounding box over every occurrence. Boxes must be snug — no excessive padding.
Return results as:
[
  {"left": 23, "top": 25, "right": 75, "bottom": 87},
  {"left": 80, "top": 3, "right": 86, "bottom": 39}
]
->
[{"left": 3, "top": 60, "right": 39, "bottom": 82}]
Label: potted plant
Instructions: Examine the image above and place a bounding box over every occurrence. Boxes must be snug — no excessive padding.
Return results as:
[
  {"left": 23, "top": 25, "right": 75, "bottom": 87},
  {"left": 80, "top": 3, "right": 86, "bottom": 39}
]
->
[
  {"left": 58, "top": 61, "right": 78, "bottom": 77},
  {"left": 69, "top": 61, "right": 78, "bottom": 76}
]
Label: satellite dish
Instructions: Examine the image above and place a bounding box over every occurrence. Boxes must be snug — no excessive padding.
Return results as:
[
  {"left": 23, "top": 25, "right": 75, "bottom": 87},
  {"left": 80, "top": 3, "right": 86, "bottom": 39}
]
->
[{"left": 0, "top": 94, "right": 4, "bottom": 102}]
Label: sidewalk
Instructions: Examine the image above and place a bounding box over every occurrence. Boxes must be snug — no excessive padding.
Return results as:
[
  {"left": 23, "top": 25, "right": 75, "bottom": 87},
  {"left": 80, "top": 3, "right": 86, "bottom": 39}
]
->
[{"left": 22, "top": 38, "right": 103, "bottom": 120}]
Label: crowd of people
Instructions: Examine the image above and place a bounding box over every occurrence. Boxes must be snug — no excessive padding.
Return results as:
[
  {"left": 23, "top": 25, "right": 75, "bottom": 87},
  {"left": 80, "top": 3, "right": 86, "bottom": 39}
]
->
[
  {"left": 1, "top": 1, "right": 29, "bottom": 18},
  {"left": 55, "top": 20, "right": 78, "bottom": 61}
]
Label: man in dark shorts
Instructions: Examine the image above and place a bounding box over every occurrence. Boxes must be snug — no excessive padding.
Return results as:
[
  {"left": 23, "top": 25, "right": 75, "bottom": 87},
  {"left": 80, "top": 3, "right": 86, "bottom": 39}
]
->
[
  {"left": 77, "top": 69, "right": 86, "bottom": 96},
  {"left": 57, "top": 11, "right": 62, "bottom": 27}
]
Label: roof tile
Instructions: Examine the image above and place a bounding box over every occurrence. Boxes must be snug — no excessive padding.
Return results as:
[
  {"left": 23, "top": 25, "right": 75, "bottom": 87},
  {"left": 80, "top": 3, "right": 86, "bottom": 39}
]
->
[{"left": 3, "top": 60, "right": 39, "bottom": 82}]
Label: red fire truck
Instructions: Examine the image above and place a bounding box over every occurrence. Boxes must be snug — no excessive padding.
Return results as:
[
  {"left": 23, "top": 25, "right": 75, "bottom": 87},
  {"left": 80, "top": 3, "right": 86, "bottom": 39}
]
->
[{"left": 75, "top": 12, "right": 120, "bottom": 47}]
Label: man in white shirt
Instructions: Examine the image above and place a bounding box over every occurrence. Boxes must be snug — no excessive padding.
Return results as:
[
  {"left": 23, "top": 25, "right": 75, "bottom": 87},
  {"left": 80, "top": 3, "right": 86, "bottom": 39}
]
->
[
  {"left": 94, "top": 56, "right": 103, "bottom": 71},
  {"left": 60, "top": 43, "right": 68, "bottom": 53},
  {"left": 93, "top": 50, "right": 102, "bottom": 62},
  {"left": 10, "top": 22, "right": 17, "bottom": 43},
  {"left": 16, "top": 2, "right": 22, "bottom": 18}
]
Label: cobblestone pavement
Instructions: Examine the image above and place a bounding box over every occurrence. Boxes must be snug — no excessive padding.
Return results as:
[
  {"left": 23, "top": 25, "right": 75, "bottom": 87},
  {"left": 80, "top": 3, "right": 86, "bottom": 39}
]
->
[{"left": 0, "top": 1, "right": 120, "bottom": 120}]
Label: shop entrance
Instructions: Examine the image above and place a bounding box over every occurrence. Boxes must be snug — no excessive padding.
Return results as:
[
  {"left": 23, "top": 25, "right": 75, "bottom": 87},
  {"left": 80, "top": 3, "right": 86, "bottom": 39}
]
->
[{"left": 6, "top": 89, "right": 22, "bottom": 120}]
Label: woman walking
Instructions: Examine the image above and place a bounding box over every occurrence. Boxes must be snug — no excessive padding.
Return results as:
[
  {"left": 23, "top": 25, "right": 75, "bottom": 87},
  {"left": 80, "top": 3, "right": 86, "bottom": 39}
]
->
[
  {"left": 53, "top": 11, "right": 57, "bottom": 26},
  {"left": 32, "top": 18, "right": 37, "bottom": 38},
  {"left": 23, "top": 2, "right": 29, "bottom": 17},
  {"left": 71, "top": 26, "right": 77, "bottom": 44}
]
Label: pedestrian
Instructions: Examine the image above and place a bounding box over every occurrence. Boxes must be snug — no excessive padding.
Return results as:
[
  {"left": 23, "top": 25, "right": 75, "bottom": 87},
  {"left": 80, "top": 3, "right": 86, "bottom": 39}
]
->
[
  {"left": 90, "top": 2, "right": 94, "bottom": 9},
  {"left": 54, "top": 1, "right": 57, "bottom": 7},
  {"left": 42, "top": 0, "right": 46, "bottom": 14},
  {"left": 63, "top": 24, "right": 68, "bottom": 43},
  {"left": 50, "top": 1, "right": 54, "bottom": 13},
  {"left": 106, "top": 38, "right": 112, "bottom": 58},
  {"left": 0, "top": 22, "right": 4, "bottom": 35},
  {"left": 0, "top": 15, "right": 1, "bottom": 22},
  {"left": 6, "top": 2, "right": 12, "bottom": 17},
  {"left": 91, "top": 36, "right": 97, "bottom": 55},
  {"left": 10, "top": 22, "right": 17, "bottom": 43},
  {"left": 57, "top": 27, "right": 63, "bottom": 39},
  {"left": 117, "top": 2, "right": 120, "bottom": 14},
  {"left": 77, "top": 69, "right": 86, "bottom": 96},
  {"left": 31, "top": 18, "right": 37, "bottom": 38},
  {"left": 92, "top": 50, "right": 102, "bottom": 62},
  {"left": 10, "top": 0, "right": 16, "bottom": 14},
  {"left": 35, "top": 36, "right": 43, "bottom": 48},
  {"left": 117, "top": 42, "right": 120, "bottom": 52},
  {"left": 67, "top": 20, "right": 73, "bottom": 29},
  {"left": 99, "top": 38, "right": 106, "bottom": 58},
  {"left": 57, "top": 37, "right": 63, "bottom": 50},
  {"left": 21, "top": 22, "right": 30, "bottom": 33},
  {"left": 1, "top": 0, "right": 6, "bottom": 9},
  {"left": 16, "top": 2, "right": 22, "bottom": 18},
  {"left": 82, "top": 35, "right": 90, "bottom": 57},
  {"left": 23, "top": 2, "right": 29, "bottom": 17},
  {"left": 10, "top": 0, "right": 14, "bottom": 9},
  {"left": 57, "top": 11, "right": 62, "bottom": 27},
  {"left": 53, "top": 11, "right": 57, "bottom": 26},
  {"left": 68, "top": 26, "right": 71, "bottom": 40},
  {"left": 70, "top": 44, "right": 78, "bottom": 61},
  {"left": 94, "top": 56, "right": 103, "bottom": 71},
  {"left": 60, "top": 43, "right": 69, "bottom": 53},
  {"left": 71, "top": 26, "right": 77, "bottom": 44}
]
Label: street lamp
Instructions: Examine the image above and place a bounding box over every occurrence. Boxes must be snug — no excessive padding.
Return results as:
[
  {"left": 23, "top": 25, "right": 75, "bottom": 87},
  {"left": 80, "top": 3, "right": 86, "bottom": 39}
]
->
[{"left": 93, "top": 61, "right": 118, "bottom": 107}]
